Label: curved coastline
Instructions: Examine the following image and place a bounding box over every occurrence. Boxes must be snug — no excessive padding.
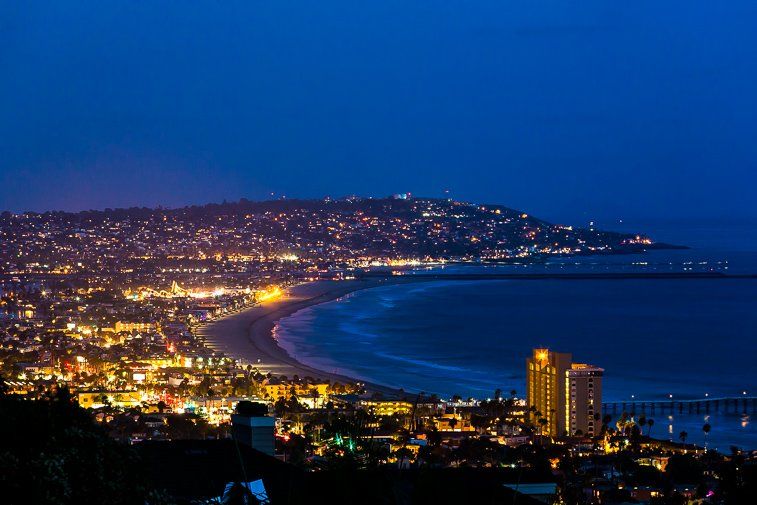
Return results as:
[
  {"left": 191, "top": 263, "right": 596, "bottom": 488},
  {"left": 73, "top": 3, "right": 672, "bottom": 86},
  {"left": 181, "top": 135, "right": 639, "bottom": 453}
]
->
[
  {"left": 196, "top": 271, "right": 751, "bottom": 397},
  {"left": 197, "top": 278, "right": 428, "bottom": 395}
]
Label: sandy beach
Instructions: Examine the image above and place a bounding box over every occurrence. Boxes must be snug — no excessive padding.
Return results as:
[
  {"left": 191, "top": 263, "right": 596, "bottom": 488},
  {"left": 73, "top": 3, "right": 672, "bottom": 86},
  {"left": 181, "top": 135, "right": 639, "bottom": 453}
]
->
[{"left": 196, "top": 278, "right": 420, "bottom": 394}]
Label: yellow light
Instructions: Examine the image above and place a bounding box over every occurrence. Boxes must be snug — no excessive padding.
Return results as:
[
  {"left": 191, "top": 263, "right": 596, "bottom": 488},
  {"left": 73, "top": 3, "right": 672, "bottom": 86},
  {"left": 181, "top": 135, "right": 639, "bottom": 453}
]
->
[{"left": 257, "top": 286, "right": 283, "bottom": 302}]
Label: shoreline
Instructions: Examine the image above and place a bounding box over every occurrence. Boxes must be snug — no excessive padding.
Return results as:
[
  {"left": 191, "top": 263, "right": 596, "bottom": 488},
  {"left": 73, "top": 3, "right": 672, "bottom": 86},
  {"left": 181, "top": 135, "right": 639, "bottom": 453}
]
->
[
  {"left": 197, "top": 271, "right": 755, "bottom": 397},
  {"left": 197, "top": 277, "right": 436, "bottom": 396}
]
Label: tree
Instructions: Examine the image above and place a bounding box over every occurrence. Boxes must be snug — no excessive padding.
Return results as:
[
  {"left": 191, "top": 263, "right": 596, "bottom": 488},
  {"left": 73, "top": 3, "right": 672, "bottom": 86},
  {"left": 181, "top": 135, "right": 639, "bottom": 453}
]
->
[
  {"left": 236, "top": 401, "right": 268, "bottom": 417},
  {"left": 309, "top": 387, "right": 321, "bottom": 409},
  {"left": 393, "top": 446, "right": 414, "bottom": 468},
  {"left": 679, "top": 430, "right": 688, "bottom": 450},
  {"left": 470, "top": 414, "right": 490, "bottom": 432},
  {"left": 637, "top": 415, "right": 647, "bottom": 434},
  {"left": 601, "top": 414, "right": 613, "bottom": 435},
  {"left": 448, "top": 417, "right": 458, "bottom": 431},
  {"left": 197, "top": 375, "right": 213, "bottom": 396},
  {"left": 646, "top": 418, "right": 655, "bottom": 437},
  {"left": 630, "top": 424, "right": 642, "bottom": 449},
  {"left": 274, "top": 397, "right": 289, "bottom": 418},
  {"left": 702, "top": 423, "right": 711, "bottom": 450},
  {"left": 0, "top": 382, "right": 146, "bottom": 504}
]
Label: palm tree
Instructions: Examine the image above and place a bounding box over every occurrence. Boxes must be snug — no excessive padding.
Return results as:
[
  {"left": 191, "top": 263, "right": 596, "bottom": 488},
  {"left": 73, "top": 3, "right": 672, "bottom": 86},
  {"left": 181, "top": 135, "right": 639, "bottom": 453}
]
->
[
  {"left": 309, "top": 387, "right": 320, "bottom": 409},
  {"left": 637, "top": 416, "right": 647, "bottom": 436},
  {"left": 679, "top": 430, "right": 688, "bottom": 451},
  {"left": 702, "top": 423, "right": 711, "bottom": 451},
  {"left": 646, "top": 418, "right": 655, "bottom": 437}
]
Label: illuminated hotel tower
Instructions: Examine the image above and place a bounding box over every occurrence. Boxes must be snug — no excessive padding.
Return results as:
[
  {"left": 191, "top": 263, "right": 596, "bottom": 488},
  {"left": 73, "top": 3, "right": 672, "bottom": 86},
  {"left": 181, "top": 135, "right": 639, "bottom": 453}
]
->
[
  {"left": 526, "top": 349, "right": 572, "bottom": 437},
  {"left": 566, "top": 363, "right": 603, "bottom": 437},
  {"left": 526, "top": 348, "right": 603, "bottom": 437}
]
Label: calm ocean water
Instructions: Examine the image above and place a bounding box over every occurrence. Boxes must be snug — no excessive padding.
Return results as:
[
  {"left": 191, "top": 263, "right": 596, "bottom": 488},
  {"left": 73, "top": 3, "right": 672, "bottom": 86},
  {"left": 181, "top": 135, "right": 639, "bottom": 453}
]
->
[{"left": 277, "top": 221, "right": 757, "bottom": 449}]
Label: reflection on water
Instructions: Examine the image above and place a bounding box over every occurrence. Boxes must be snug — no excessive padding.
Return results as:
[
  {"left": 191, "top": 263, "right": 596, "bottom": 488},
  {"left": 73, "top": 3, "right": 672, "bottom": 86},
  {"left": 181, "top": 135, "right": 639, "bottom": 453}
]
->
[{"left": 649, "top": 411, "right": 754, "bottom": 451}]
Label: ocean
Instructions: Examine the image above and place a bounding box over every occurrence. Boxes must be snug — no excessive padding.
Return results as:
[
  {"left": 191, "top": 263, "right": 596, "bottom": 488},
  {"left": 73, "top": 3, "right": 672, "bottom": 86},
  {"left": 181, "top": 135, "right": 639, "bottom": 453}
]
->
[{"left": 276, "top": 221, "right": 757, "bottom": 450}]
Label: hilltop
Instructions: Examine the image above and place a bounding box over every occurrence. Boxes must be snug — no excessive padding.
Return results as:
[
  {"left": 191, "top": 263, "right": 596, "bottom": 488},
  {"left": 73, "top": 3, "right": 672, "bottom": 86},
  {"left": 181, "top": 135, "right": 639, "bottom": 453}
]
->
[{"left": 0, "top": 196, "right": 678, "bottom": 277}]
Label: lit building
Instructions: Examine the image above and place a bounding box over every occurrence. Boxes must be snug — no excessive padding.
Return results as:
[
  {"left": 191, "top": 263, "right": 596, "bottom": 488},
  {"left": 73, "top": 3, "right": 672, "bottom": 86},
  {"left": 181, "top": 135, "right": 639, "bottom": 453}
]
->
[
  {"left": 114, "top": 320, "right": 158, "bottom": 333},
  {"left": 526, "top": 348, "right": 603, "bottom": 437},
  {"left": 358, "top": 399, "right": 414, "bottom": 416},
  {"left": 261, "top": 381, "right": 329, "bottom": 403},
  {"left": 526, "top": 348, "right": 572, "bottom": 437},
  {"left": 565, "top": 364, "right": 603, "bottom": 436},
  {"left": 77, "top": 390, "right": 144, "bottom": 409}
]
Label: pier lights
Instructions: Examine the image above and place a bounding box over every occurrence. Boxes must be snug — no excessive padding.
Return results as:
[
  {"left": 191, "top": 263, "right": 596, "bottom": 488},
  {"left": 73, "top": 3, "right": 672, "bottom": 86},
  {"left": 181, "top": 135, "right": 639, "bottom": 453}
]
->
[
  {"left": 705, "top": 393, "right": 709, "bottom": 397},
  {"left": 743, "top": 391, "right": 748, "bottom": 395},
  {"left": 669, "top": 394, "right": 673, "bottom": 399}
]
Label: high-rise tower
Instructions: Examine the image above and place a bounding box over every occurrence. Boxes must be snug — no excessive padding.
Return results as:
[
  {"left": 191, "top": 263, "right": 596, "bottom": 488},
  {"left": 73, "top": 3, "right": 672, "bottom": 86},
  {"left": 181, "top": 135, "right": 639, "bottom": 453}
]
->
[{"left": 526, "top": 348, "right": 603, "bottom": 437}]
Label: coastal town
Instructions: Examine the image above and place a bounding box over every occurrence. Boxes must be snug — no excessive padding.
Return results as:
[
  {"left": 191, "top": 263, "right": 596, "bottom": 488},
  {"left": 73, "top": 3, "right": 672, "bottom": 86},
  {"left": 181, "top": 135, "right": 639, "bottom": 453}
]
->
[
  {"left": 7, "top": 0, "right": 757, "bottom": 501},
  {"left": 1, "top": 198, "right": 753, "bottom": 504}
]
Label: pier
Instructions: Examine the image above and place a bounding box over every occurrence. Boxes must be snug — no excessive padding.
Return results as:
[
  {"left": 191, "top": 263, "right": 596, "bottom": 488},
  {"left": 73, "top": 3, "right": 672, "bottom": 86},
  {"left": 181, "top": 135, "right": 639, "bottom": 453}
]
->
[{"left": 602, "top": 397, "right": 757, "bottom": 415}]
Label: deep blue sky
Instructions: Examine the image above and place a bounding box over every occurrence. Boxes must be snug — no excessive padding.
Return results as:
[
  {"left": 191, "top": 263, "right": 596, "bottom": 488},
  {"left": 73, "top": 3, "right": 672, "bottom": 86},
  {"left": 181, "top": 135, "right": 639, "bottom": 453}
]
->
[{"left": 1, "top": 1, "right": 756, "bottom": 224}]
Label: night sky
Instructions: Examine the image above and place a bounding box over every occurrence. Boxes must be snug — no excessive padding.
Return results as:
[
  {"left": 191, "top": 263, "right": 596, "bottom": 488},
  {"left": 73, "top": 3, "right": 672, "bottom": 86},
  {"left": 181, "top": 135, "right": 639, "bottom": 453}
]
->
[{"left": 1, "top": 2, "right": 756, "bottom": 223}]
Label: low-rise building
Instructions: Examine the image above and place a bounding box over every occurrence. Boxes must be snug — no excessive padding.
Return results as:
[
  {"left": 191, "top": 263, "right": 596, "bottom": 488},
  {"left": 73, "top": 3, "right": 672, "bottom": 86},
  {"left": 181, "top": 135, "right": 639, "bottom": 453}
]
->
[{"left": 359, "top": 399, "right": 413, "bottom": 416}]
